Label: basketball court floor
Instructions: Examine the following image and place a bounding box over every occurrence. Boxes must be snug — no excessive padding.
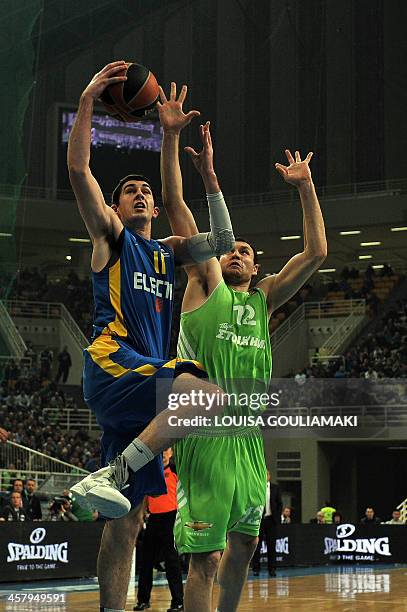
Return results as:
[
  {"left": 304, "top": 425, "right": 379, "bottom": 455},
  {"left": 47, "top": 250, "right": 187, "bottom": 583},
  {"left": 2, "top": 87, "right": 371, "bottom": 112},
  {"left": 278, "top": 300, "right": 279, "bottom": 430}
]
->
[{"left": 1, "top": 565, "right": 407, "bottom": 611}]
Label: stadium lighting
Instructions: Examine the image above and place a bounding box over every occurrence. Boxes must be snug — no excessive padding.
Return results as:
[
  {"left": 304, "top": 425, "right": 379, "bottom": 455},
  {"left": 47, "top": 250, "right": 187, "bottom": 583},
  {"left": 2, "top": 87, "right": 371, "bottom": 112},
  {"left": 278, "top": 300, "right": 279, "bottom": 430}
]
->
[
  {"left": 358, "top": 255, "right": 372, "bottom": 259},
  {"left": 318, "top": 268, "right": 336, "bottom": 273},
  {"left": 257, "top": 250, "right": 264, "bottom": 255},
  {"left": 69, "top": 237, "right": 91, "bottom": 243},
  {"left": 280, "top": 235, "right": 301, "bottom": 240},
  {"left": 372, "top": 265, "right": 384, "bottom": 269},
  {"left": 0, "top": 232, "right": 12, "bottom": 237},
  {"left": 339, "top": 230, "right": 361, "bottom": 235},
  {"left": 360, "top": 241, "right": 381, "bottom": 246},
  {"left": 65, "top": 255, "right": 72, "bottom": 261},
  {"left": 391, "top": 226, "right": 407, "bottom": 232}
]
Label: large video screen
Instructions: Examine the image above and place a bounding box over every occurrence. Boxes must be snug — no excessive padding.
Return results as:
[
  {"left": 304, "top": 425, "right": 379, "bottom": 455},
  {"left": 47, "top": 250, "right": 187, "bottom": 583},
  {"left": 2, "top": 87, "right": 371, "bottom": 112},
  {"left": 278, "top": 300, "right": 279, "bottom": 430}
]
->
[
  {"left": 61, "top": 110, "right": 163, "bottom": 152},
  {"left": 57, "top": 105, "right": 162, "bottom": 197}
]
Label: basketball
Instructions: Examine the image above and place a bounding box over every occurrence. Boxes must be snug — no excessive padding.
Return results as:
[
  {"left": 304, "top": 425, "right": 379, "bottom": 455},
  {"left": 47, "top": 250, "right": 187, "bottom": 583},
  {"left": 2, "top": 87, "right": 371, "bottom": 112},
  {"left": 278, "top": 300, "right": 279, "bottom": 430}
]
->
[{"left": 100, "top": 62, "right": 159, "bottom": 122}]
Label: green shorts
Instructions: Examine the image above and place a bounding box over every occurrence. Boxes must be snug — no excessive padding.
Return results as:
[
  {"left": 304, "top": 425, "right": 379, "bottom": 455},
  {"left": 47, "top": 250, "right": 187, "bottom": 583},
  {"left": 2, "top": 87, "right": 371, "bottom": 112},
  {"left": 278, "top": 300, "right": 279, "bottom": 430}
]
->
[{"left": 173, "top": 428, "right": 267, "bottom": 554}]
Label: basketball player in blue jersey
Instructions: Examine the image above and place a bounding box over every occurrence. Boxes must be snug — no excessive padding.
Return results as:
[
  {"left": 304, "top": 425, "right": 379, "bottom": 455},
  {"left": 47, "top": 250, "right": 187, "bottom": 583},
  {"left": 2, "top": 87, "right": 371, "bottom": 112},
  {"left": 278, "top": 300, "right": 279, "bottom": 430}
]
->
[{"left": 68, "top": 62, "right": 235, "bottom": 612}]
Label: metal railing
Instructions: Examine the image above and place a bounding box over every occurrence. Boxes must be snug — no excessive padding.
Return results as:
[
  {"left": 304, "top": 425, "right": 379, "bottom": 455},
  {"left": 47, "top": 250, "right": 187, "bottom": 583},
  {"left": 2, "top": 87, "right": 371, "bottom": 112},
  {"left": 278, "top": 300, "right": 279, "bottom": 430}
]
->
[
  {"left": 318, "top": 310, "right": 366, "bottom": 357},
  {"left": 4, "top": 299, "right": 63, "bottom": 319},
  {"left": 0, "top": 177, "right": 406, "bottom": 209},
  {"left": 0, "top": 441, "right": 89, "bottom": 475},
  {"left": 0, "top": 301, "right": 26, "bottom": 357},
  {"left": 3, "top": 298, "right": 88, "bottom": 348},
  {"left": 271, "top": 304, "right": 305, "bottom": 351},
  {"left": 0, "top": 469, "right": 87, "bottom": 492},
  {"left": 270, "top": 299, "right": 366, "bottom": 352},
  {"left": 43, "top": 408, "right": 98, "bottom": 431},
  {"left": 305, "top": 299, "right": 366, "bottom": 319},
  {"left": 60, "top": 303, "right": 88, "bottom": 349}
]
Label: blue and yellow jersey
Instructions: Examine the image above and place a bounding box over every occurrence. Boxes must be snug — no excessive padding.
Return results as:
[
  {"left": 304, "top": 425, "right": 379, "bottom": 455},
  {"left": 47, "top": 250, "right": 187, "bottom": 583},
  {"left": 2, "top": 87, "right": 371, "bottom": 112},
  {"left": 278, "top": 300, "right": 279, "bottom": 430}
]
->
[{"left": 91, "top": 227, "right": 174, "bottom": 359}]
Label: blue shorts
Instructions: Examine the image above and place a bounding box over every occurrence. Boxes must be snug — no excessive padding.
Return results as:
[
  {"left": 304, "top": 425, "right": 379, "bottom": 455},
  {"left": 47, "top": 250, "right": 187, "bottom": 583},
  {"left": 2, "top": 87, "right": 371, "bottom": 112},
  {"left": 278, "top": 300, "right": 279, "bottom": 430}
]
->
[{"left": 83, "top": 334, "right": 205, "bottom": 508}]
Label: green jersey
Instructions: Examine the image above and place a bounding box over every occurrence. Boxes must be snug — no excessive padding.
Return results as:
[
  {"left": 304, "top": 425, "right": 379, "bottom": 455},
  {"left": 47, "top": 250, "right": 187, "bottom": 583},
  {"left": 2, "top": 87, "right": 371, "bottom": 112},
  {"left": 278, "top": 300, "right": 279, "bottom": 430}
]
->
[
  {"left": 177, "top": 279, "right": 272, "bottom": 419},
  {"left": 174, "top": 279, "right": 271, "bottom": 553}
]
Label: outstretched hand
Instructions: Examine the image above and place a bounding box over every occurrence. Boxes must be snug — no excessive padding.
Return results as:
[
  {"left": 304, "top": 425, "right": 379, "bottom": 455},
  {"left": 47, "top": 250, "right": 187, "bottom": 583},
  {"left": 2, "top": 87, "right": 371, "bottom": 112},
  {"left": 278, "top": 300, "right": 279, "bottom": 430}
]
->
[
  {"left": 157, "top": 82, "right": 200, "bottom": 134},
  {"left": 275, "top": 149, "right": 313, "bottom": 187},
  {"left": 184, "top": 121, "right": 215, "bottom": 178}
]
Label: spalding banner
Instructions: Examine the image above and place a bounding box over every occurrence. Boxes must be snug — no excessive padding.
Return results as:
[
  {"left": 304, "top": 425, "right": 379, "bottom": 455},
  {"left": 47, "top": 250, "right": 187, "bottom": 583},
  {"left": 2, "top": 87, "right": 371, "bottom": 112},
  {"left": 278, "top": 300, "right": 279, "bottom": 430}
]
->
[
  {"left": 0, "top": 522, "right": 104, "bottom": 582},
  {"left": 269, "top": 525, "right": 407, "bottom": 567},
  {"left": 324, "top": 523, "right": 393, "bottom": 562}
]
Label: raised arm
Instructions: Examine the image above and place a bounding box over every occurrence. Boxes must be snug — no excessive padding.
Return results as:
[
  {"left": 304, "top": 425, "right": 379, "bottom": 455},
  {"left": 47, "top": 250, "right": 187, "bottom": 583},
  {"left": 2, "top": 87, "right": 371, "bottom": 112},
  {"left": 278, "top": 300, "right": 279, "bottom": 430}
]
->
[
  {"left": 67, "top": 61, "right": 126, "bottom": 245},
  {"left": 257, "top": 149, "right": 327, "bottom": 314},
  {"left": 158, "top": 82, "right": 201, "bottom": 237},
  {"left": 158, "top": 84, "right": 234, "bottom": 267}
]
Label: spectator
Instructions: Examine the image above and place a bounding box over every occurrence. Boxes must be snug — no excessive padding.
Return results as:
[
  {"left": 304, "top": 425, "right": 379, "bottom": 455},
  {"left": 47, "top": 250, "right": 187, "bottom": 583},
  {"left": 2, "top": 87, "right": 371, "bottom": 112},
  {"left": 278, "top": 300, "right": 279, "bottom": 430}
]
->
[
  {"left": 381, "top": 263, "right": 393, "bottom": 277},
  {"left": 384, "top": 509, "right": 404, "bottom": 525},
  {"left": 360, "top": 507, "right": 381, "bottom": 525},
  {"left": 39, "top": 348, "right": 53, "bottom": 380},
  {"left": 332, "top": 511, "right": 343, "bottom": 525},
  {"left": 1, "top": 464, "right": 18, "bottom": 491},
  {"left": 364, "top": 367, "right": 378, "bottom": 380},
  {"left": 281, "top": 506, "right": 292, "bottom": 524},
  {"left": 0, "top": 491, "right": 28, "bottom": 521},
  {"left": 294, "top": 370, "right": 307, "bottom": 385},
  {"left": 319, "top": 501, "right": 336, "bottom": 524},
  {"left": 55, "top": 346, "right": 72, "bottom": 384},
  {"left": 22, "top": 479, "right": 42, "bottom": 521},
  {"left": 0, "top": 427, "right": 8, "bottom": 443},
  {"left": 252, "top": 470, "right": 282, "bottom": 577},
  {"left": 310, "top": 511, "right": 325, "bottom": 524},
  {"left": 10, "top": 478, "right": 24, "bottom": 495},
  {"left": 135, "top": 448, "right": 184, "bottom": 612},
  {"left": 48, "top": 494, "right": 78, "bottom": 522}
]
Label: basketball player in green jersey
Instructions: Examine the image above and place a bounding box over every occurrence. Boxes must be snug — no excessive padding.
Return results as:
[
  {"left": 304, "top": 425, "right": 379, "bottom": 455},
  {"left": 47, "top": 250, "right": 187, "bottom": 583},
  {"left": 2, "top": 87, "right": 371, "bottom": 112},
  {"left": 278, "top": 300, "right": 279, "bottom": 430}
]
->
[{"left": 161, "top": 118, "right": 327, "bottom": 611}]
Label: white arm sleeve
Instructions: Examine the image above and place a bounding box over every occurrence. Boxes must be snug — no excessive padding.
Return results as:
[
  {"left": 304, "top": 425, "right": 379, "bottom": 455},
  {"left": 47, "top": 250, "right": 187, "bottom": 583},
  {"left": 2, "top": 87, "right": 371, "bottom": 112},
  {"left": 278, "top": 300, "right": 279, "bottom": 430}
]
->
[{"left": 186, "top": 191, "right": 235, "bottom": 263}]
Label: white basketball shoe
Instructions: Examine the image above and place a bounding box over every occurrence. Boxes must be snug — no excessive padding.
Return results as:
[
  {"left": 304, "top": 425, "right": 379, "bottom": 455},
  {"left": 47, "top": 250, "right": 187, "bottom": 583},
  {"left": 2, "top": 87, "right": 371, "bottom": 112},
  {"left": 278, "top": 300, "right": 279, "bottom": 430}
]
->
[{"left": 71, "top": 454, "right": 131, "bottom": 519}]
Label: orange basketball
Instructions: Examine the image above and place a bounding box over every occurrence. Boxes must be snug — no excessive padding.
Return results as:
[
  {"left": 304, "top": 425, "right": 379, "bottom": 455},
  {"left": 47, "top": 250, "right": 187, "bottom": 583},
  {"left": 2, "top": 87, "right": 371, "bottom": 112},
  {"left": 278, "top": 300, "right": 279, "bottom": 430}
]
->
[{"left": 100, "top": 62, "right": 159, "bottom": 122}]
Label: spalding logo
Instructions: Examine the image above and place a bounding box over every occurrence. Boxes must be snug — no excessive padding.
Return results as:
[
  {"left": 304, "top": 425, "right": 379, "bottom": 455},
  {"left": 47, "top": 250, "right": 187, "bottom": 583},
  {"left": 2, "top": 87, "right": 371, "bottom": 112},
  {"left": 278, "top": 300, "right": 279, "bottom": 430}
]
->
[
  {"left": 30, "top": 528, "right": 46, "bottom": 544},
  {"left": 337, "top": 523, "right": 356, "bottom": 538}
]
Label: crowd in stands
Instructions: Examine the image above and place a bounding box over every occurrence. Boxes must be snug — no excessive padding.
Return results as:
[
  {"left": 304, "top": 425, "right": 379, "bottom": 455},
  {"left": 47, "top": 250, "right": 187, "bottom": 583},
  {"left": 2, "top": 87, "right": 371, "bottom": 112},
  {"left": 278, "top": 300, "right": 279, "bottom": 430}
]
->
[
  {"left": 0, "top": 267, "right": 323, "bottom": 347},
  {"left": 0, "top": 268, "right": 94, "bottom": 339},
  {"left": 0, "top": 353, "right": 100, "bottom": 471},
  {"left": 325, "top": 264, "right": 397, "bottom": 315},
  {"left": 292, "top": 296, "right": 407, "bottom": 383},
  {"left": 310, "top": 503, "right": 405, "bottom": 525}
]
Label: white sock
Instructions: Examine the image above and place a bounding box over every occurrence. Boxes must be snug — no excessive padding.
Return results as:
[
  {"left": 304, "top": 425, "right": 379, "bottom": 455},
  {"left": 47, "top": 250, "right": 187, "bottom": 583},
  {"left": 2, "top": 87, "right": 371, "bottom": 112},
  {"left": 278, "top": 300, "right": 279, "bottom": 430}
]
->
[{"left": 122, "top": 438, "right": 154, "bottom": 472}]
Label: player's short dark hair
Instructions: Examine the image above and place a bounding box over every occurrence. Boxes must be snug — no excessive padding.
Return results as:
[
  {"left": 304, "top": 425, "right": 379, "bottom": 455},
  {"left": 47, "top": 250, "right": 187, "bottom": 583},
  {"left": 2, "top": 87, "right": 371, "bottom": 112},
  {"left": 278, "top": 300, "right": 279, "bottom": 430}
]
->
[
  {"left": 111, "top": 174, "right": 155, "bottom": 206},
  {"left": 234, "top": 237, "right": 259, "bottom": 265}
]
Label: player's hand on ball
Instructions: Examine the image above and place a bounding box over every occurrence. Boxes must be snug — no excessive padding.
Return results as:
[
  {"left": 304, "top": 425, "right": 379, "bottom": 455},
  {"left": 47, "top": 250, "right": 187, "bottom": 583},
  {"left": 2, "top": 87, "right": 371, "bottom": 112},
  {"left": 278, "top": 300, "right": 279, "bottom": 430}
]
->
[
  {"left": 81, "top": 61, "right": 128, "bottom": 101},
  {"left": 157, "top": 83, "right": 200, "bottom": 133},
  {"left": 185, "top": 121, "right": 215, "bottom": 178},
  {"left": 275, "top": 149, "right": 313, "bottom": 187}
]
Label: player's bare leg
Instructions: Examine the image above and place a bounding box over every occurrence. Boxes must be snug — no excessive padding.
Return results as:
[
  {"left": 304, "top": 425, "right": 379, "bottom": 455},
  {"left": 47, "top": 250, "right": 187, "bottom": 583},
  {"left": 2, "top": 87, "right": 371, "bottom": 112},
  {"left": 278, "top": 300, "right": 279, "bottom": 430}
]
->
[
  {"left": 184, "top": 551, "right": 221, "bottom": 612},
  {"left": 71, "top": 373, "right": 227, "bottom": 518},
  {"left": 132, "top": 372, "right": 226, "bottom": 455},
  {"left": 98, "top": 505, "right": 144, "bottom": 611},
  {"left": 216, "top": 532, "right": 258, "bottom": 612}
]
